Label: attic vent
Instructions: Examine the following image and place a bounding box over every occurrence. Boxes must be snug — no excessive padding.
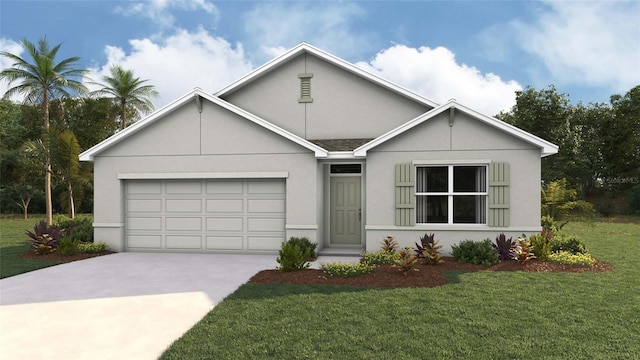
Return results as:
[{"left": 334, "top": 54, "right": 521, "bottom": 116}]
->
[{"left": 298, "top": 73, "right": 313, "bottom": 103}]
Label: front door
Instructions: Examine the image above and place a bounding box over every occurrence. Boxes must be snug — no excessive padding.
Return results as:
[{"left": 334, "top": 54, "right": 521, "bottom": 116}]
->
[{"left": 330, "top": 176, "right": 361, "bottom": 245}]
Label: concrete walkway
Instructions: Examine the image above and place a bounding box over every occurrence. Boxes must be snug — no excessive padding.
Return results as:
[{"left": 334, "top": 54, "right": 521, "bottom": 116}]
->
[{"left": 0, "top": 252, "right": 359, "bottom": 360}]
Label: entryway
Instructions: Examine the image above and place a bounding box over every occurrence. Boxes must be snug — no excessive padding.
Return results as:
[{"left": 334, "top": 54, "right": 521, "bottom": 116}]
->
[{"left": 328, "top": 163, "right": 363, "bottom": 250}]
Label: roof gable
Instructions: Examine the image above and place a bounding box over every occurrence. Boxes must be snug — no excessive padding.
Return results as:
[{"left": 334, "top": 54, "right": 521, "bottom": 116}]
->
[
  {"left": 79, "top": 88, "right": 328, "bottom": 161},
  {"left": 354, "top": 100, "right": 559, "bottom": 158},
  {"left": 215, "top": 42, "right": 439, "bottom": 108}
]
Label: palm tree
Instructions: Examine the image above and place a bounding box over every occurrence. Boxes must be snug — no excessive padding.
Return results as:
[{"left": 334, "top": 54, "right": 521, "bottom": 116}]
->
[
  {"left": 1, "top": 37, "right": 88, "bottom": 225},
  {"left": 92, "top": 65, "right": 159, "bottom": 130}
]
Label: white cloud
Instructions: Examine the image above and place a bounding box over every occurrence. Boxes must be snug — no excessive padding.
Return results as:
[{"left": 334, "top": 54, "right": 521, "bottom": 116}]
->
[
  {"left": 88, "top": 28, "right": 253, "bottom": 109},
  {"left": 243, "top": 2, "right": 376, "bottom": 63},
  {"left": 513, "top": 0, "right": 640, "bottom": 92},
  {"left": 356, "top": 45, "right": 522, "bottom": 116},
  {"left": 0, "top": 38, "right": 25, "bottom": 101},
  {"left": 115, "top": 0, "right": 219, "bottom": 28}
]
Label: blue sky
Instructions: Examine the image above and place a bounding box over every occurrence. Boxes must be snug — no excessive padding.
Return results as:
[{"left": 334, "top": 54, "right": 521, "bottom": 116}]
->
[{"left": 1, "top": 0, "right": 639, "bottom": 116}]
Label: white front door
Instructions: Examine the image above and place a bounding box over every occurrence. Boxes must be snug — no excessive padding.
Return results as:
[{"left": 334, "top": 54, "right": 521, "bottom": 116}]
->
[{"left": 330, "top": 176, "right": 361, "bottom": 245}]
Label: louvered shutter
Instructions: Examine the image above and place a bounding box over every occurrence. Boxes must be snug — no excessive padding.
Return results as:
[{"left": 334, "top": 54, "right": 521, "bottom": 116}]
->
[
  {"left": 489, "top": 162, "right": 510, "bottom": 227},
  {"left": 395, "top": 163, "right": 415, "bottom": 226}
]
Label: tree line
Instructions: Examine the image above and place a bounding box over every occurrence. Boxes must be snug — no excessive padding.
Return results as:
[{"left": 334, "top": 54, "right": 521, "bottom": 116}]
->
[
  {"left": 0, "top": 37, "right": 158, "bottom": 223},
  {"left": 497, "top": 85, "right": 640, "bottom": 215}
]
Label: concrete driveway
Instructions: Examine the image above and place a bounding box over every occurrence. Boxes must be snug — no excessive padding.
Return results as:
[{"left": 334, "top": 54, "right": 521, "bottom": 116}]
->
[{"left": 0, "top": 253, "right": 280, "bottom": 360}]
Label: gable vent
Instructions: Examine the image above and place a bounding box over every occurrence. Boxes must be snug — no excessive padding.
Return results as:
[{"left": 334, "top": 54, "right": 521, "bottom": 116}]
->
[{"left": 298, "top": 73, "right": 313, "bottom": 103}]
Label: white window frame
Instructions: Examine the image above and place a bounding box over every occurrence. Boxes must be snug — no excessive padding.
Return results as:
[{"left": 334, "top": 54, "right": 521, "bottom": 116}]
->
[{"left": 414, "top": 163, "right": 489, "bottom": 225}]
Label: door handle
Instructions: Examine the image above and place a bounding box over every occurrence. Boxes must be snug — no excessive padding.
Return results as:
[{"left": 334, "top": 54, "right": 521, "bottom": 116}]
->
[{"left": 359, "top": 208, "right": 361, "bottom": 221}]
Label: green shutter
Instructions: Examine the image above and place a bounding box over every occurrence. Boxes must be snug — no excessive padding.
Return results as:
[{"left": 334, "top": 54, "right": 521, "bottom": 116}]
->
[
  {"left": 489, "top": 162, "right": 510, "bottom": 227},
  {"left": 395, "top": 163, "right": 415, "bottom": 226}
]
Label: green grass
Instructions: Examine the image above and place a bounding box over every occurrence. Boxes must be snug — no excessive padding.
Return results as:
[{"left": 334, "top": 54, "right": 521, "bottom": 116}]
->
[
  {"left": 0, "top": 216, "right": 62, "bottom": 279},
  {"left": 162, "top": 218, "right": 640, "bottom": 360}
]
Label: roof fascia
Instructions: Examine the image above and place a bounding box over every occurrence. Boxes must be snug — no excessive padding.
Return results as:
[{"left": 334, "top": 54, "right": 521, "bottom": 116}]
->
[
  {"left": 354, "top": 100, "right": 559, "bottom": 158},
  {"left": 215, "top": 42, "right": 439, "bottom": 108}
]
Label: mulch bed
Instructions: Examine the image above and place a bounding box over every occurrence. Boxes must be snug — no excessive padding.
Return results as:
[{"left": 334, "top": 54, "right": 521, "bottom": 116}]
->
[
  {"left": 20, "top": 251, "right": 116, "bottom": 263},
  {"left": 249, "top": 257, "right": 614, "bottom": 289}
]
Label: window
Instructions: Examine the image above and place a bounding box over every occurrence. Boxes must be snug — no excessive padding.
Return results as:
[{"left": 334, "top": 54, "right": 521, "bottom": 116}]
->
[{"left": 416, "top": 165, "right": 487, "bottom": 224}]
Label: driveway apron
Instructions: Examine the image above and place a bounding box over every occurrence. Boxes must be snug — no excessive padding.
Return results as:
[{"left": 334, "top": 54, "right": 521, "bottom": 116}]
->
[{"left": 0, "top": 253, "right": 279, "bottom": 360}]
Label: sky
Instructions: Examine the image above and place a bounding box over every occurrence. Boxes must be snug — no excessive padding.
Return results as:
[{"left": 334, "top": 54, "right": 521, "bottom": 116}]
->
[{"left": 1, "top": 0, "right": 639, "bottom": 117}]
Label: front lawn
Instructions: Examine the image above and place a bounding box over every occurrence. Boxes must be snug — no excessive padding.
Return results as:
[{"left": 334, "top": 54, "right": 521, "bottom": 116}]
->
[
  {"left": 0, "top": 217, "right": 63, "bottom": 279},
  {"left": 161, "top": 219, "right": 640, "bottom": 359}
]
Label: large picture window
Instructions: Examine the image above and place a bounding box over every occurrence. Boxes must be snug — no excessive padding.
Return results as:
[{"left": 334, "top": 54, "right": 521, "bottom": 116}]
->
[{"left": 416, "top": 165, "right": 487, "bottom": 224}]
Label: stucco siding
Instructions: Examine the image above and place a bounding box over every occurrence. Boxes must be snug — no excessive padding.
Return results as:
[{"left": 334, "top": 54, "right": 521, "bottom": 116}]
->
[
  {"left": 363, "top": 111, "right": 543, "bottom": 254},
  {"left": 222, "top": 53, "right": 430, "bottom": 140}
]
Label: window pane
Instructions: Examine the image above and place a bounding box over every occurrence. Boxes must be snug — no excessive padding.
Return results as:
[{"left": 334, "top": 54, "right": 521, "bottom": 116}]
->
[
  {"left": 453, "top": 195, "right": 486, "bottom": 223},
  {"left": 454, "top": 166, "right": 486, "bottom": 192},
  {"left": 417, "top": 195, "right": 448, "bottom": 223},
  {"left": 416, "top": 167, "right": 447, "bottom": 193}
]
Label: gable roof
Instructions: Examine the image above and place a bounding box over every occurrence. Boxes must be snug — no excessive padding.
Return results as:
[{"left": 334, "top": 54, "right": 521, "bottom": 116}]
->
[
  {"left": 79, "top": 88, "right": 328, "bottom": 161},
  {"left": 354, "top": 99, "right": 559, "bottom": 158},
  {"left": 215, "top": 42, "right": 439, "bottom": 109}
]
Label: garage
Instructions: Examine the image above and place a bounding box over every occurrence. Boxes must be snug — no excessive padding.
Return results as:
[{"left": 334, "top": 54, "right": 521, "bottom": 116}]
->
[{"left": 125, "top": 179, "right": 286, "bottom": 252}]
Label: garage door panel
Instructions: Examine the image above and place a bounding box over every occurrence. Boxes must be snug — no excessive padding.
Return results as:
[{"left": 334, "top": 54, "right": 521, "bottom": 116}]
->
[
  {"left": 128, "top": 217, "right": 162, "bottom": 231},
  {"left": 206, "top": 236, "right": 243, "bottom": 250},
  {"left": 248, "top": 236, "right": 283, "bottom": 250},
  {"left": 248, "top": 218, "right": 285, "bottom": 232},
  {"left": 166, "top": 217, "right": 202, "bottom": 231},
  {"left": 128, "top": 235, "right": 162, "bottom": 248},
  {"left": 128, "top": 182, "right": 162, "bottom": 195},
  {"left": 206, "top": 181, "right": 243, "bottom": 194},
  {"left": 206, "top": 199, "right": 243, "bottom": 213},
  {"left": 248, "top": 199, "right": 285, "bottom": 213},
  {"left": 166, "top": 235, "right": 202, "bottom": 249},
  {"left": 127, "top": 199, "right": 162, "bottom": 213},
  {"left": 166, "top": 181, "right": 202, "bottom": 194},
  {"left": 126, "top": 179, "right": 285, "bottom": 252},
  {"left": 248, "top": 181, "right": 285, "bottom": 194},
  {"left": 206, "top": 217, "right": 243, "bottom": 231},
  {"left": 166, "top": 199, "right": 202, "bottom": 213}
]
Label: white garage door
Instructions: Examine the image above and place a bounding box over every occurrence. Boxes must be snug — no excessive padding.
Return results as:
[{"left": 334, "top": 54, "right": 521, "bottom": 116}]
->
[{"left": 125, "top": 179, "right": 286, "bottom": 252}]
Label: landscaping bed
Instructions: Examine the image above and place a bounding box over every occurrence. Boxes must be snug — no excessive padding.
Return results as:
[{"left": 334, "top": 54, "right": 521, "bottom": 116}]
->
[
  {"left": 20, "top": 250, "right": 115, "bottom": 263},
  {"left": 249, "top": 256, "right": 613, "bottom": 288}
]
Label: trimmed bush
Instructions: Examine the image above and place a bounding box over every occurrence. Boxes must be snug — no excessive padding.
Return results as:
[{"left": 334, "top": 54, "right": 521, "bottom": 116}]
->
[
  {"left": 361, "top": 251, "right": 398, "bottom": 265},
  {"left": 530, "top": 233, "right": 552, "bottom": 261},
  {"left": 58, "top": 238, "right": 80, "bottom": 256},
  {"left": 548, "top": 251, "right": 597, "bottom": 266},
  {"left": 277, "top": 241, "right": 311, "bottom": 272},
  {"left": 451, "top": 239, "right": 499, "bottom": 267},
  {"left": 77, "top": 242, "right": 109, "bottom": 253},
  {"left": 286, "top": 237, "right": 317, "bottom": 258},
  {"left": 53, "top": 215, "right": 94, "bottom": 243},
  {"left": 550, "top": 234, "right": 588, "bottom": 255},
  {"left": 320, "top": 262, "right": 375, "bottom": 277}
]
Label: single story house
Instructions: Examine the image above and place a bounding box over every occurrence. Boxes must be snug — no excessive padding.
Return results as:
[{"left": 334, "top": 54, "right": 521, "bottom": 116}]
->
[{"left": 79, "top": 43, "right": 558, "bottom": 255}]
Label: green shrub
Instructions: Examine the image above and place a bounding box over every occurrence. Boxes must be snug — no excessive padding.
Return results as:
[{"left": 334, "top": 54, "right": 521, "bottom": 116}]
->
[
  {"left": 286, "top": 237, "right": 317, "bottom": 258},
  {"left": 548, "top": 251, "right": 597, "bottom": 266},
  {"left": 77, "top": 241, "right": 109, "bottom": 253},
  {"left": 393, "top": 247, "right": 420, "bottom": 273},
  {"left": 320, "top": 262, "right": 375, "bottom": 277},
  {"left": 58, "top": 238, "right": 80, "bottom": 256},
  {"left": 53, "top": 215, "right": 94, "bottom": 243},
  {"left": 361, "top": 251, "right": 398, "bottom": 265},
  {"left": 451, "top": 239, "right": 499, "bottom": 267},
  {"left": 26, "top": 220, "right": 62, "bottom": 255},
  {"left": 550, "top": 234, "right": 588, "bottom": 255},
  {"left": 513, "top": 237, "right": 536, "bottom": 263},
  {"left": 276, "top": 241, "right": 311, "bottom": 272},
  {"left": 530, "top": 233, "right": 552, "bottom": 261}
]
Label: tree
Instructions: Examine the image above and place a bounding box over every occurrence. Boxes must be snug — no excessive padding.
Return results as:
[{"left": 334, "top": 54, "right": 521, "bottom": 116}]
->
[
  {"left": 92, "top": 65, "right": 159, "bottom": 130},
  {"left": 0, "top": 37, "right": 88, "bottom": 224}
]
